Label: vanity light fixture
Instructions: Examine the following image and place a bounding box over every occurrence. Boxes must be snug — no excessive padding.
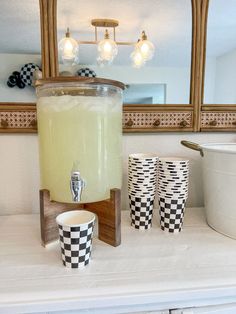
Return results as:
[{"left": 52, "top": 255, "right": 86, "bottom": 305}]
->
[
  {"left": 58, "top": 19, "right": 155, "bottom": 67},
  {"left": 58, "top": 28, "right": 79, "bottom": 65}
]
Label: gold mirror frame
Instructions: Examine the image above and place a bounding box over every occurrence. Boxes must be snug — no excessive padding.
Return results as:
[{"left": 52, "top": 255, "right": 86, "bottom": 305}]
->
[
  {"left": 1, "top": 0, "right": 235, "bottom": 133},
  {"left": 200, "top": 0, "right": 236, "bottom": 131}
]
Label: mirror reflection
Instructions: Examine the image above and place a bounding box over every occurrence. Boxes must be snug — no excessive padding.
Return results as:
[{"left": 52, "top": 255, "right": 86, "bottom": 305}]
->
[
  {"left": 0, "top": 0, "right": 41, "bottom": 103},
  {"left": 57, "top": 0, "right": 192, "bottom": 104},
  {"left": 204, "top": 0, "right": 236, "bottom": 104}
]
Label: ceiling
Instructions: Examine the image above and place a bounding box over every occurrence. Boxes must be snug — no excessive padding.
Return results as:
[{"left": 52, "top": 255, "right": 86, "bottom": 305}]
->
[{"left": 0, "top": 0, "right": 236, "bottom": 66}]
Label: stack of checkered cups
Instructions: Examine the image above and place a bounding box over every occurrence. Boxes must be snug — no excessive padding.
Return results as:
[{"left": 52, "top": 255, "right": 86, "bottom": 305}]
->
[
  {"left": 128, "top": 154, "right": 158, "bottom": 230},
  {"left": 158, "top": 157, "right": 189, "bottom": 233}
]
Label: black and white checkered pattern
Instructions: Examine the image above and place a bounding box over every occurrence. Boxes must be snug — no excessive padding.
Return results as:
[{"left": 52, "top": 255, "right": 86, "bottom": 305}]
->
[
  {"left": 159, "top": 197, "right": 186, "bottom": 232},
  {"left": 20, "top": 63, "right": 40, "bottom": 86},
  {"left": 129, "top": 195, "right": 154, "bottom": 230},
  {"left": 58, "top": 221, "right": 94, "bottom": 268},
  {"left": 77, "top": 67, "right": 96, "bottom": 77}
]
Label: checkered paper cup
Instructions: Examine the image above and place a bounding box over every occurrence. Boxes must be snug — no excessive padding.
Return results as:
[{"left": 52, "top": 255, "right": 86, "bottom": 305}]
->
[
  {"left": 129, "top": 195, "right": 154, "bottom": 230},
  {"left": 157, "top": 157, "right": 189, "bottom": 232},
  {"left": 56, "top": 210, "right": 95, "bottom": 268},
  {"left": 159, "top": 196, "right": 186, "bottom": 233}
]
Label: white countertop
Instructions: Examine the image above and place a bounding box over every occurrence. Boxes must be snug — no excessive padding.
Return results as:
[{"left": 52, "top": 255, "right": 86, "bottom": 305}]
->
[{"left": 1, "top": 208, "right": 236, "bottom": 314}]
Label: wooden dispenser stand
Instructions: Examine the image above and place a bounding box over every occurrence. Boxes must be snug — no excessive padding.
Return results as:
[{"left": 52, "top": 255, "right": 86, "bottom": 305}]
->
[{"left": 40, "top": 188, "right": 121, "bottom": 247}]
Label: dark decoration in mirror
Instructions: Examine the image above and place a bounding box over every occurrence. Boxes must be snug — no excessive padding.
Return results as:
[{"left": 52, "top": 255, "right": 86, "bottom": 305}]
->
[{"left": 7, "top": 63, "right": 42, "bottom": 89}]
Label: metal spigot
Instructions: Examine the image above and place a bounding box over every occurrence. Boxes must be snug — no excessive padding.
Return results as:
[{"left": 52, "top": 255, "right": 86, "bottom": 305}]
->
[{"left": 70, "top": 171, "right": 85, "bottom": 202}]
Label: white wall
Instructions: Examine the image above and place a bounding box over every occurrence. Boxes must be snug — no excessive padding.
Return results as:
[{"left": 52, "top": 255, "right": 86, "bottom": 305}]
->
[
  {"left": 214, "top": 49, "right": 236, "bottom": 104},
  {"left": 204, "top": 49, "right": 236, "bottom": 104},
  {"left": 0, "top": 53, "right": 40, "bottom": 102},
  {"left": 0, "top": 132, "right": 236, "bottom": 215},
  {"left": 204, "top": 57, "right": 216, "bottom": 103},
  {"left": 60, "top": 64, "right": 191, "bottom": 104}
]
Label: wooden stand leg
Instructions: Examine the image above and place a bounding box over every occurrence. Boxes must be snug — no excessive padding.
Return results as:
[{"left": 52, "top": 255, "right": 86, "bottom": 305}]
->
[{"left": 40, "top": 189, "right": 121, "bottom": 247}]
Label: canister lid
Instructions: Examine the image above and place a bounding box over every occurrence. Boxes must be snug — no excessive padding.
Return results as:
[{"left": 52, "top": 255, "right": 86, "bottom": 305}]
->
[{"left": 35, "top": 76, "right": 125, "bottom": 90}]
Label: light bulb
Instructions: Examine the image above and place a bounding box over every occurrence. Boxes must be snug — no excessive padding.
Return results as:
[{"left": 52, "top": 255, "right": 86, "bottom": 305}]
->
[
  {"left": 97, "top": 29, "right": 118, "bottom": 63},
  {"left": 130, "top": 49, "right": 146, "bottom": 68},
  {"left": 136, "top": 31, "right": 155, "bottom": 61},
  {"left": 58, "top": 28, "right": 79, "bottom": 65}
]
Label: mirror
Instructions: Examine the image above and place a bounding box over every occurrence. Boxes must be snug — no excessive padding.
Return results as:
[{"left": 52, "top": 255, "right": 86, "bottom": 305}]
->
[
  {"left": 0, "top": 0, "right": 41, "bottom": 103},
  {"left": 204, "top": 0, "right": 236, "bottom": 105},
  {"left": 124, "top": 84, "right": 166, "bottom": 104},
  {"left": 57, "top": 0, "right": 192, "bottom": 104}
]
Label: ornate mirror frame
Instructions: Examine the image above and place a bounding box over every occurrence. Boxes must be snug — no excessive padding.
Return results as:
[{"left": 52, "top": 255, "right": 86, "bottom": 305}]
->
[
  {"left": 0, "top": 0, "right": 235, "bottom": 133},
  {"left": 199, "top": 0, "right": 236, "bottom": 131}
]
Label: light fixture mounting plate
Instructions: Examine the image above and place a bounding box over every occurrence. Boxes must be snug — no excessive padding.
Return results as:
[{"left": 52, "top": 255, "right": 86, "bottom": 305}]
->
[{"left": 91, "top": 19, "right": 119, "bottom": 28}]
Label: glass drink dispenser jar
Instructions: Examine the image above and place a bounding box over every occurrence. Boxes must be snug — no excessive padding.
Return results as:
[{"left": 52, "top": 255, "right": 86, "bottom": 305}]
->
[{"left": 36, "top": 78, "right": 124, "bottom": 204}]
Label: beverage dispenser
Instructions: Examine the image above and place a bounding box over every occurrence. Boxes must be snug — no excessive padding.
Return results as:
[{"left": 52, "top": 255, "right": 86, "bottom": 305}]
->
[{"left": 36, "top": 77, "right": 125, "bottom": 247}]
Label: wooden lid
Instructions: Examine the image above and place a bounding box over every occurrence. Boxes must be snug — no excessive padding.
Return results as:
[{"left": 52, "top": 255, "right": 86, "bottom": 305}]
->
[{"left": 35, "top": 76, "right": 125, "bottom": 90}]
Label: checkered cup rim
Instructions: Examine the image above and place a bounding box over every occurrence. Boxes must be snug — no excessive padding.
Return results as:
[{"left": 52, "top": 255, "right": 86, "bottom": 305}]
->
[
  {"left": 128, "top": 164, "right": 157, "bottom": 170},
  {"left": 158, "top": 172, "right": 189, "bottom": 178},
  {"left": 129, "top": 175, "right": 157, "bottom": 180},
  {"left": 158, "top": 177, "right": 189, "bottom": 182},
  {"left": 158, "top": 168, "right": 189, "bottom": 173},
  {"left": 158, "top": 182, "right": 188, "bottom": 188},
  {"left": 129, "top": 191, "right": 156, "bottom": 197},
  {"left": 158, "top": 184, "right": 188, "bottom": 191},
  {"left": 159, "top": 157, "right": 189, "bottom": 163},
  {"left": 158, "top": 190, "right": 188, "bottom": 197},
  {"left": 128, "top": 169, "right": 157, "bottom": 174},
  {"left": 158, "top": 162, "right": 189, "bottom": 169},
  {"left": 158, "top": 187, "right": 188, "bottom": 194},
  {"left": 159, "top": 166, "right": 188, "bottom": 170},
  {"left": 128, "top": 181, "right": 156, "bottom": 186},
  {"left": 158, "top": 192, "right": 188, "bottom": 199},
  {"left": 128, "top": 167, "right": 157, "bottom": 173},
  {"left": 129, "top": 193, "right": 155, "bottom": 200},
  {"left": 158, "top": 173, "right": 189, "bottom": 178},
  {"left": 129, "top": 178, "right": 157, "bottom": 183},
  {"left": 129, "top": 153, "right": 159, "bottom": 160},
  {"left": 159, "top": 162, "right": 189, "bottom": 167},
  {"left": 158, "top": 187, "right": 188, "bottom": 193},
  {"left": 158, "top": 175, "right": 189, "bottom": 180},
  {"left": 56, "top": 210, "right": 94, "bottom": 225},
  {"left": 158, "top": 179, "right": 189, "bottom": 185},
  {"left": 158, "top": 190, "right": 188, "bottom": 196},
  {"left": 129, "top": 175, "right": 157, "bottom": 181},
  {"left": 128, "top": 185, "right": 156, "bottom": 191},
  {"left": 128, "top": 183, "right": 156, "bottom": 190},
  {"left": 129, "top": 160, "right": 157, "bottom": 164},
  {"left": 158, "top": 179, "right": 188, "bottom": 186},
  {"left": 129, "top": 171, "right": 157, "bottom": 175},
  {"left": 129, "top": 190, "right": 156, "bottom": 195},
  {"left": 129, "top": 169, "right": 157, "bottom": 173},
  {"left": 129, "top": 163, "right": 158, "bottom": 168},
  {"left": 128, "top": 191, "right": 156, "bottom": 199},
  {"left": 56, "top": 210, "right": 95, "bottom": 228},
  {"left": 129, "top": 165, "right": 157, "bottom": 169}
]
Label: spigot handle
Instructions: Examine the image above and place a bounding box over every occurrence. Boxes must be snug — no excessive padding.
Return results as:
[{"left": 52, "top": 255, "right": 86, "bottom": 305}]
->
[{"left": 70, "top": 171, "right": 85, "bottom": 202}]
